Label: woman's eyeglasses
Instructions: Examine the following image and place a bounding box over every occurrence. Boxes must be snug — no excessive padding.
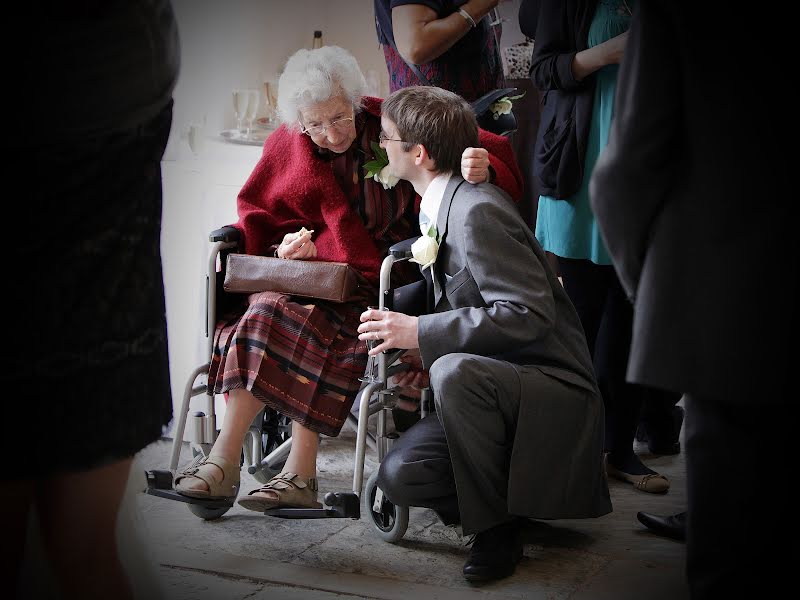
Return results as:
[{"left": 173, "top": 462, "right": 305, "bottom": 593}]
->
[{"left": 301, "top": 117, "right": 354, "bottom": 137}]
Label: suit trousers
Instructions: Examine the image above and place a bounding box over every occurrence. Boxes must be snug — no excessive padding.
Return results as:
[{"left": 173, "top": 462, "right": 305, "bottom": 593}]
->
[
  {"left": 378, "top": 353, "right": 521, "bottom": 535},
  {"left": 684, "top": 394, "right": 791, "bottom": 599}
]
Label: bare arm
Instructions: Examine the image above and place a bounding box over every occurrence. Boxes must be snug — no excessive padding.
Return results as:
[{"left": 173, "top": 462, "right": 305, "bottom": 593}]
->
[
  {"left": 530, "top": 0, "right": 628, "bottom": 91},
  {"left": 392, "top": 1, "right": 499, "bottom": 65},
  {"left": 571, "top": 30, "right": 628, "bottom": 81}
]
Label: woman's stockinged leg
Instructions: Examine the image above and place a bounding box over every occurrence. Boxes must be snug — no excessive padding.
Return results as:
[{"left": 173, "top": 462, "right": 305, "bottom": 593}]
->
[
  {"left": 209, "top": 388, "right": 321, "bottom": 476},
  {"left": 213, "top": 389, "right": 265, "bottom": 460},
  {"left": 178, "top": 387, "right": 264, "bottom": 493},
  {"left": 244, "top": 420, "right": 320, "bottom": 504},
  {"left": 178, "top": 385, "right": 321, "bottom": 504},
  {"left": 276, "top": 421, "right": 319, "bottom": 479}
]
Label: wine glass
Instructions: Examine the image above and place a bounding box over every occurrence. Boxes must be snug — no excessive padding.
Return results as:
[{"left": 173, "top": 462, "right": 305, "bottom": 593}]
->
[
  {"left": 262, "top": 79, "right": 278, "bottom": 127},
  {"left": 187, "top": 120, "right": 205, "bottom": 156},
  {"left": 232, "top": 88, "right": 250, "bottom": 134},
  {"left": 244, "top": 89, "right": 260, "bottom": 138}
]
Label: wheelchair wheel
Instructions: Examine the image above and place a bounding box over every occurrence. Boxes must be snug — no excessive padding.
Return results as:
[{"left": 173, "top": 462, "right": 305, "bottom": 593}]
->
[
  {"left": 364, "top": 470, "right": 409, "bottom": 543},
  {"left": 187, "top": 503, "right": 231, "bottom": 521}
]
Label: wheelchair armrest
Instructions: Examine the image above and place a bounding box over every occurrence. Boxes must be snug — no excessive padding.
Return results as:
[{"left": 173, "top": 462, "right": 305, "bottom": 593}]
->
[
  {"left": 388, "top": 236, "right": 420, "bottom": 259},
  {"left": 209, "top": 226, "right": 241, "bottom": 244}
]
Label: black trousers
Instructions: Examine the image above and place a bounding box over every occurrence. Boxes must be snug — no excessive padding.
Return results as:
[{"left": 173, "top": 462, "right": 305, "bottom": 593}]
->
[
  {"left": 557, "top": 258, "right": 680, "bottom": 460},
  {"left": 685, "top": 394, "right": 790, "bottom": 598}
]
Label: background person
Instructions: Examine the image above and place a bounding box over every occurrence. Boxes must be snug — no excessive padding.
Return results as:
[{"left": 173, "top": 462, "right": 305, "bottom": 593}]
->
[
  {"left": 522, "top": 0, "right": 680, "bottom": 494},
  {"left": 589, "top": 2, "right": 791, "bottom": 597},
  {"left": 6, "top": 2, "right": 179, "bottom": 598},
  {"left": 374, "top": 0, "right": 504, "bottom": 101}
]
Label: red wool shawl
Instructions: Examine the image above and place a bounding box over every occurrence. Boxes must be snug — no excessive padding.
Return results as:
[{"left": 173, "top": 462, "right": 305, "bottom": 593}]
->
[{"left": 233, "top": 96, "right": 522, "bottom": 285}]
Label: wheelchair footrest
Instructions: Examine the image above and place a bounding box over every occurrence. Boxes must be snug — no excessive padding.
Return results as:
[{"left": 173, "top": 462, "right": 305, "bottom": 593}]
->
[
  {"left": 264, "top": 492, "right": 360, "bottom": 519},
  {"left": 145, "top": 469, "right": 175, "bottom": 490},
  {"left": 144, "top": 470, "right": 234, "bottom": 508}
]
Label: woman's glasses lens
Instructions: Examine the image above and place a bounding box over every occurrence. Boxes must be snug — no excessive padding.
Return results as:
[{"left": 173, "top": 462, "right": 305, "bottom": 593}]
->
[{"left": 304, "top": 117, "right": 353, "bottom": 136}]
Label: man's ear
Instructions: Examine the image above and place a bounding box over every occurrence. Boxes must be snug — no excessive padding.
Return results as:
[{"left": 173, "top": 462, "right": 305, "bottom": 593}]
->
[{"left": 415, "top": 144, "right": 436, "bottom": 170}]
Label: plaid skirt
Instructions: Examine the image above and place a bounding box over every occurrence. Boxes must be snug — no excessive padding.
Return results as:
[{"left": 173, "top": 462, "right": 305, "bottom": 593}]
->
[{"left": 208, "top": 292, "right": 371, "bottom": 437}]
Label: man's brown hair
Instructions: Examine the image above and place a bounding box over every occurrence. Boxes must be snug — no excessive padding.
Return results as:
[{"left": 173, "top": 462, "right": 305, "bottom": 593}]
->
[{"left": 382, "top": 86, "right": 479, "bottom": 174}]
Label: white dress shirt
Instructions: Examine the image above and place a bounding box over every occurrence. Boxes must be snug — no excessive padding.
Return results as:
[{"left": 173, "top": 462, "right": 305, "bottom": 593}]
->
[{"left": 418, "top": 172, "right": 452, "bottom": 238}]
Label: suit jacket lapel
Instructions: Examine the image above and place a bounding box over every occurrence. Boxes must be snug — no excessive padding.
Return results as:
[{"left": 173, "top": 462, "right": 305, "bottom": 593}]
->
[{"left": 431, "top": 176, "right": 465, "bottom": 308}]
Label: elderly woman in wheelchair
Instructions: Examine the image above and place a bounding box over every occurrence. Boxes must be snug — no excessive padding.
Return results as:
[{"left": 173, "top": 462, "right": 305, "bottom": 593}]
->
[{"left": 170, "top": 45, "right": 523, "bottom": 511}]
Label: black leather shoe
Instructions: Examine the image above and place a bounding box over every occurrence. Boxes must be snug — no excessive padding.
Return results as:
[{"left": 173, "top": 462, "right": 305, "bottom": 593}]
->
[
  {"left": 463, "top": 520, "right": 524, "bottom": 582},
  {"left": 636, "top": 511, "right": 686, "bottom": 541}
]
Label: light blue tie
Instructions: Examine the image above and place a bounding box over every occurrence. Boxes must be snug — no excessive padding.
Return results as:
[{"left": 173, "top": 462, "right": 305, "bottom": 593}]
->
[{"left": 418, "top": 210, "right": 432, "bottom": 237}]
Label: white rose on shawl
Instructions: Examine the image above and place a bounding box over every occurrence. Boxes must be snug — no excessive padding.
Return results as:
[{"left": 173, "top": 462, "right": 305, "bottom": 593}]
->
[{"left": 374, "top": 166, "right": 399, "bottom": 189}]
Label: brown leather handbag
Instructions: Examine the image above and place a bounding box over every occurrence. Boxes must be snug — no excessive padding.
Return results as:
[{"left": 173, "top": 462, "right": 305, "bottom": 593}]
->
[{"left": 223, "top": 253, "right": 365, "bottom": 303}]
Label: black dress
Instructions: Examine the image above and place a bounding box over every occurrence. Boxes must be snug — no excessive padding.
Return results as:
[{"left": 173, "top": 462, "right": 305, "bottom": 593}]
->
[{"left": 8, "top": 1, "right": 179, "bottom": 477}]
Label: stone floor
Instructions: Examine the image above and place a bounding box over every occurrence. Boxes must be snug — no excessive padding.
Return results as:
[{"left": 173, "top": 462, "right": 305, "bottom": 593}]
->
[{"left": 19, "top": 414, "right": 688, "bottom": 600}]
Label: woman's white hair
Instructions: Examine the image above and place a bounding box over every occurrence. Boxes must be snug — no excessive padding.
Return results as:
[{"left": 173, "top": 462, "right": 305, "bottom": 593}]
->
[{"left": 277, "top": 46, "right": 368, "bottom": 128}]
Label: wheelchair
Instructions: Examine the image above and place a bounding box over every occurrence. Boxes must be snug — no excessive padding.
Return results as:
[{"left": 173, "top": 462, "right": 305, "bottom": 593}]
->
[{"left": 144, "top": 227, "right": 428, "bottom": 540}]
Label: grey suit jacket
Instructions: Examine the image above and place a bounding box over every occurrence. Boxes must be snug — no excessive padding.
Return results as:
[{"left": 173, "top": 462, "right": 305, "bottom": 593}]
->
[
  {"left": 418, "top": 176, "right": 597, "bottom": 393},
  {"left": 417, "top": 176, "right": 611, "bottom": 519}
]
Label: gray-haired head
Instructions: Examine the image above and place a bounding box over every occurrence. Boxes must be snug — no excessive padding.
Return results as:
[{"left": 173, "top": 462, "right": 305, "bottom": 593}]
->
[{"left": 277, "top": 46, "right": 368, "bottom": 129}]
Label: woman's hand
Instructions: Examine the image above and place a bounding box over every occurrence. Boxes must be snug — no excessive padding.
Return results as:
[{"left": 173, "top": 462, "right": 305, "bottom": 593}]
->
[
  {"left": 277, "top": 227, "right": 316, "bottom": 260},
  {"left": 392, "top": 353, "right": 430, "bottom": 390},
  {"left": 461, "top": 146, "right": 491, "bottom": 183}
]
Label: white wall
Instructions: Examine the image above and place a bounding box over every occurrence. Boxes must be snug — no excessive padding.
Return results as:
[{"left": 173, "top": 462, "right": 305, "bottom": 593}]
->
[{"left": 167, "top": 0, "right": 390, "bottom": 155}]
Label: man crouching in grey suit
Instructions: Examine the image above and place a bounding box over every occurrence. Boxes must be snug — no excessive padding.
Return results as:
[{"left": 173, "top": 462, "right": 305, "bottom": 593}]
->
[{"left": 357, "top": 86, "right": 612, "bottom": 583}]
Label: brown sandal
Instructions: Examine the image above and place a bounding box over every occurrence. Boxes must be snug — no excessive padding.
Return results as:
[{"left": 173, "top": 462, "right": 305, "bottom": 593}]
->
[
  {"left": 174, "top": 455, "right": 240, "bottom": 500},
  {"left": 237, "top": 472, "right": 322, "bottom": 512}
]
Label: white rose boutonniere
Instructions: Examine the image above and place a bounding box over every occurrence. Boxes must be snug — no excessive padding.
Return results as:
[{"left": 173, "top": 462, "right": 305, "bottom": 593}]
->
[
  {"left": 409, "top": 226, "right": 439, "bottom": 270},
  {"left": 374, "top": 166, "right": 399, "bottom": 189},
  {"left": 363, "top": 141, "right": 398, "bottom": 189},
  {"left": 489, "top": 92, "right": 525, "bottom": 120}
]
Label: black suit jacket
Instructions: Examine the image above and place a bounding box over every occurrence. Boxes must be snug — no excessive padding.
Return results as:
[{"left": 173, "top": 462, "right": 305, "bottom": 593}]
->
[{"left": 589, "top": 1, "right": 791, "bottom": 404}]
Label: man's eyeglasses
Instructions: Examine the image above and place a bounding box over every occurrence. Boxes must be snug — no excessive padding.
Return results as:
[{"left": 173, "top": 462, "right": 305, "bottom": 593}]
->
[
  {"left": 300, "top": 117, "right": 354, "bottom": 137},
  {"left": 378, "top": 131, "right": 404, "bottom": 143}
]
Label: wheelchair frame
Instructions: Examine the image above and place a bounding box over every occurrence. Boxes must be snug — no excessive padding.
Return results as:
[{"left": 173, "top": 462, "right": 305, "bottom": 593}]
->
[{"left": 145, "top": 229, "right": 424, "bottom": 539}]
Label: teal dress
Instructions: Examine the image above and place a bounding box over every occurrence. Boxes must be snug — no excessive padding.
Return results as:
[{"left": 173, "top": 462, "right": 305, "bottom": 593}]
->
[{"left": 534, "top": 0, "right": 633, "bottom": 265}]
